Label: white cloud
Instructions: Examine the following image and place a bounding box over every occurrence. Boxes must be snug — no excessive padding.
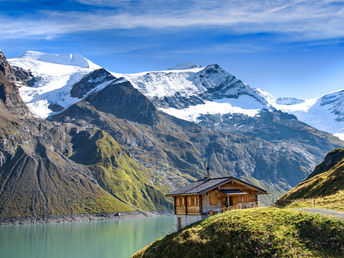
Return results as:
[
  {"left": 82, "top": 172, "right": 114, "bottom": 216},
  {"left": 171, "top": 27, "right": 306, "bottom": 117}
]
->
[{"left": 1, "top": 0, "right": 344, "bottom": 41}]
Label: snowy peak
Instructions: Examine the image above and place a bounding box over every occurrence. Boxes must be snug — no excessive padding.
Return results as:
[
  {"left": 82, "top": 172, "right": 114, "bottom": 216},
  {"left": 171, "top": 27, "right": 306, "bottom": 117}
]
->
[
  {"left": 168, "top": 62, "right": 200, "bottom": 70},
  {"left": 18, "top": 51, "right": 100, "bottom": 69},
  {"left": 70, "top": 68, "right": 117, "bottom": 99},
  {"left": 8, "top": 51, "right": 105, "bottom": 118},
  {"left": 196, "top": 64, "right": 270, "bottom": 107},
  {"left": 320, "top": 90, "right": 344, "bottom": 113},
  {"left": 202, "top": 63, "right": 221, "bottom": 73},
  {"left": 123, "top": 66, "right": 204, "bottom": 99},
  {"left": 195, "top": 64, "right": 230, "bottom": 90},
  {"left": 317, "top": 90, "right": 344, "bottom": 124},
  {"left": 125, "top": 62, "right": 270, "bottom": 120},
  {"left": 124, "top": 63, "right": 239, "bottom": 100}
]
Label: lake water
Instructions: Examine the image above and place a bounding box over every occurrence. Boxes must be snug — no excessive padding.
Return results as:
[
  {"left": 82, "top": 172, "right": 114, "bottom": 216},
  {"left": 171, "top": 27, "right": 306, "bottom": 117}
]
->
[{"left": 0, "top": 215, "right": 177, "bottom": 258}]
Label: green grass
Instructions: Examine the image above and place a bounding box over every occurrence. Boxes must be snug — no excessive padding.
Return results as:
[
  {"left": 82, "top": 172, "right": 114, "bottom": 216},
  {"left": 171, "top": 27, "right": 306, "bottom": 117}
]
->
[
  {"left": 94, "top": 131, "right": 172, "bottom": 211},
  {"left": 276, "top": 152, "right": 344, "bottom": 211},
  {"left": 279, "top": 190, "right": 344, "bottom": 212},
  {"left": 133, "top": 208, "right": 344, "bottom": 257}
]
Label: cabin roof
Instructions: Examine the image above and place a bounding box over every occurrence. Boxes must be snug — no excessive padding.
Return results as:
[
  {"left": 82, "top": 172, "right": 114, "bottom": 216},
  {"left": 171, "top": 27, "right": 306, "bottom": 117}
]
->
[{"left": 166, "top": 176, "right": 268, "bottom": 196}]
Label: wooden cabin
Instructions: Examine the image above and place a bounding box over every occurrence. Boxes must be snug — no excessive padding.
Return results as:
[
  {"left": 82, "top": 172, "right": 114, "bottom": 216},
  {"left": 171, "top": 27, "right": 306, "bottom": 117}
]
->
[{"left": 167, "top": 176, "right": 267, "bottom": 217}]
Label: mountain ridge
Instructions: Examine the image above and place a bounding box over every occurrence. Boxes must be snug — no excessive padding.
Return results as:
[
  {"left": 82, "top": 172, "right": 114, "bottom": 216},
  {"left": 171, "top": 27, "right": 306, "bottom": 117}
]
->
[{"left": 8, "top": 51, "right": 344, "bottom": 141}]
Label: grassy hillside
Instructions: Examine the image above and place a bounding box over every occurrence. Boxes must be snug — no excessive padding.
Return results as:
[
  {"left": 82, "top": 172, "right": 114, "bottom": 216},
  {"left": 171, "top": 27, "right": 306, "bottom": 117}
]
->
[
  {"left": 92, "top": 130, "right": 173, "bottom": 211},
  {"left": 133, "top": 208, "right": 344, "bottom": 257},
  {"left": 280, "top": 191, "right": 344, "bottom": 212},
  {"left": 276, "top": 148, "right": 344, "bottom": 211}
]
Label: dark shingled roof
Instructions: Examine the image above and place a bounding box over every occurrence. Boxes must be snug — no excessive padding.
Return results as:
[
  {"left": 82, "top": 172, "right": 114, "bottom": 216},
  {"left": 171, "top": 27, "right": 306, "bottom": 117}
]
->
[
  {"left": 166, "top": 176, "right": 267, "bottom": 196},
  {"left": 167, "top": 181, "right": 204, "bottom": 195}
]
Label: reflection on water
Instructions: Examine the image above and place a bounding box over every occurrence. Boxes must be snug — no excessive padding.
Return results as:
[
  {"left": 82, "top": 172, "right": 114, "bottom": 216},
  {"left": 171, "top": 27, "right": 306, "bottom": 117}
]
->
[{"left": 0, "top": 215, "right": 177, "bottom": 258}]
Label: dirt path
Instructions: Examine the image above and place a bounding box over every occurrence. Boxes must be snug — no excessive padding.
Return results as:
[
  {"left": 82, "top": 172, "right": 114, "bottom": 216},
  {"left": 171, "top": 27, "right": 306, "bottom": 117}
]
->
[{"left": 294, "top": 208, "right": 344, "bottom": 221}]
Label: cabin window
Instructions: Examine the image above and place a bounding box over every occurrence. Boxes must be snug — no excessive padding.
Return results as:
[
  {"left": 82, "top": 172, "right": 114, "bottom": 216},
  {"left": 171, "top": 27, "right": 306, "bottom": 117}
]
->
[
  {"left": 187, "top": 196, "right": 196, "bottom": 206},
  {"left": 209, "top": 194, "right": 218, "bottom": 205},
  {"left": 177, "top": 197, "right": 184, "bottom": 205}
]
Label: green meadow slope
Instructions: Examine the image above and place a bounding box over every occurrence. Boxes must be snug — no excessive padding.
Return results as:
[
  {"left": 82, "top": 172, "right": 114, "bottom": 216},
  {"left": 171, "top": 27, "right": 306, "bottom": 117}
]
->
[
  {"left": 276, "top": 148, "right": 344, "bottom": 211},
  {"left": 85, "top": 130, "right": 172, "bottom": 211},
  {"left": 133, "top": 208, "right": 344, "bottom": 257}
]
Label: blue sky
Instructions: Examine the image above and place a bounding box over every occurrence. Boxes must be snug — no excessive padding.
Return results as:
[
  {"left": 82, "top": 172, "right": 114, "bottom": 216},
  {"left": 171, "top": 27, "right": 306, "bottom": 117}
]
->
[{"left": 1, "top": 0, "right": 344, "bottom": 99}]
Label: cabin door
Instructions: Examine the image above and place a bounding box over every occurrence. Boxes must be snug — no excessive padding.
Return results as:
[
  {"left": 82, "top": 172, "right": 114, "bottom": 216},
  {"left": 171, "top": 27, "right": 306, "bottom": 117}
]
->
[
  {"left": 226, "top": 196, "right": 235, "bottom": 208},
  {"left": 226, "top": 196, "right": 232, "bottom": 207}
]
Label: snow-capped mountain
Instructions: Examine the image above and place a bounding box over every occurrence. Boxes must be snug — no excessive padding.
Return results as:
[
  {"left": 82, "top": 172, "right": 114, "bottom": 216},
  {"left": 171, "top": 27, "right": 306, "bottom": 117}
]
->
[
  {"left": 123, "top": 64, "right": 269, "bottom": 120},
  {"left": 274, "top": 92, "right": 344, "bottom": 139},
  {"left": 123, "top": 63, "right": 344, "bottom": 140},
  {"left": 8, "top": 51, "right": 344, "bottom": 140},
  {"left": 8, "top": 51, "right": 115, "bottom": 118}
]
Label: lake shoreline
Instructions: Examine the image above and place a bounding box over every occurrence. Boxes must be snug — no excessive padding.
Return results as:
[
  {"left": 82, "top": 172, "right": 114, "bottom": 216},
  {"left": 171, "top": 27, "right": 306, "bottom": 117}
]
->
[{"left": 0, "top": 210, "right": 173, "bottom": 226}]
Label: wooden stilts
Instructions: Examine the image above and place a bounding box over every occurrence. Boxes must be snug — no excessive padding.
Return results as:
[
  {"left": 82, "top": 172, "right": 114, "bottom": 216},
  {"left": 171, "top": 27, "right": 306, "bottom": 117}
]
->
[{"left": 177, "top": 217, "right": 182, "bottom": 231}]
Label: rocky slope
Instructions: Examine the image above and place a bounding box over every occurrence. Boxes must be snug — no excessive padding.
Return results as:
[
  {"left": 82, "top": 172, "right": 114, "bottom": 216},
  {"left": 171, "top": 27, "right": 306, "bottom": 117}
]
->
[
  {"left": 0, "top": 51, "right": 171, "bottom": 222},
  {"left": 197, "top": 110, "right": 342, "bottom": 152},
  {"left": 307, "top": 148, "right": 344, "bottom": 179}
]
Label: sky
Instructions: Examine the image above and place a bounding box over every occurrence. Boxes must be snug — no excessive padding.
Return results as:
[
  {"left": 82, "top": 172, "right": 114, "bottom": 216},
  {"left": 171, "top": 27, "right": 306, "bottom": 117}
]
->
[{"left": 0, "top": 0, "right": 343, "bottom": 99}]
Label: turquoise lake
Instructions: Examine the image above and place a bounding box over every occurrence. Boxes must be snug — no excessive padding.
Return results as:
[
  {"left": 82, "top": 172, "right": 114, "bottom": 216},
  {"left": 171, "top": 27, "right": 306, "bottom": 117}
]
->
[{"left": 0, "top": 215, "right": 177, "bottom": 258}]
